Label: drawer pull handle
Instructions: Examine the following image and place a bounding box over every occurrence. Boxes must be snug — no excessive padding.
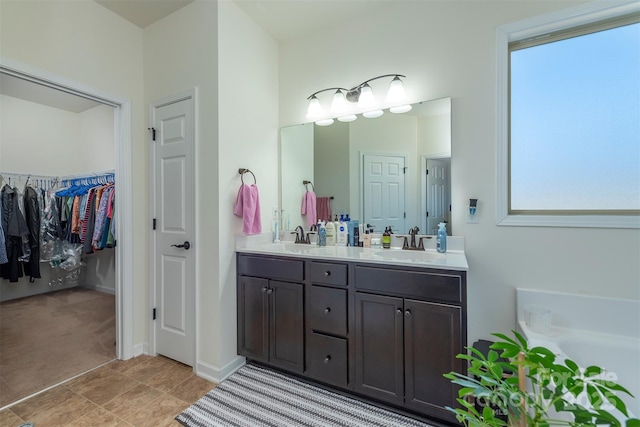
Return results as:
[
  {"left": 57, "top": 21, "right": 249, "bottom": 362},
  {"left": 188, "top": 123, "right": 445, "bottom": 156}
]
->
[
  {"left": 324, "top": 307, "right": 331, "bottom": 314},
  {"left": 324, "top": 271, "right": 331, "bottom": 277},
  {"left": 396, "top": 308, "right": 402, "bottom": 315},
  {"left": 324, "top": 355, "right": 331, "bottom": 364},
  {"left": 405, "top": 310, "right": 411, "bottom": 316}
]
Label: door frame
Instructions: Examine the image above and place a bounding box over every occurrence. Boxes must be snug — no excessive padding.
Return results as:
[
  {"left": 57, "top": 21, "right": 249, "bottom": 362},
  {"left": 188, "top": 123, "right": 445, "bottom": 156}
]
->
[
  {"left": 359, "top": 151, "right": 408, "bottom": 233},
  {"left": 0, "top": 56, "right": 135, "bottom": 360},
  {"left": 421, "top": 154, "right": 451, "bottom": 234},
  {"left": 148, "top": 88, "right": 198, "bottom": 366}
]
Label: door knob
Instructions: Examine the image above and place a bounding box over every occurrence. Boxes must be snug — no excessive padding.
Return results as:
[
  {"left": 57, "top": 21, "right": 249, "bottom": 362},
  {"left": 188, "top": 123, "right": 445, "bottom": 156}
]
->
[{"left": 171, "top": 241, "right": 191, "bottom": 250}]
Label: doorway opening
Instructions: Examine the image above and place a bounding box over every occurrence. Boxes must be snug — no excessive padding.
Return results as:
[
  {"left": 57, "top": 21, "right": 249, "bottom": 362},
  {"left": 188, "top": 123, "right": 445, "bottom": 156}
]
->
[{"left": 0, "top": 57, "right": 133, "bottom": 408}]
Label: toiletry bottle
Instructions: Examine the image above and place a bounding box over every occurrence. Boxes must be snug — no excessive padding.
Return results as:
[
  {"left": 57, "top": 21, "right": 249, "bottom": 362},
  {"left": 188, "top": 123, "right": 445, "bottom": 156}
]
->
[
  {"left": 337, "top": 221, "right": 348, "bottom": 246},
  {"left": 318, "top": 221, "right": 326, "bottom": 246},
  {"left": 358, "top": 224, "right": 364, "bottom": 247},
  {"left": 325, "top": 221, "right": 336, "bottom": 246},
  {"left": 352, "top": 225, "right": 359, "bottom": 247},
  {"left": 363, "top": 230, "right": 372, "bottom": 248},
  {"left": 436, "top": 222, "right": 447, "bottom": 253},
  {"left": 382, "top": 227, "right": 391, "bottom": 249}
]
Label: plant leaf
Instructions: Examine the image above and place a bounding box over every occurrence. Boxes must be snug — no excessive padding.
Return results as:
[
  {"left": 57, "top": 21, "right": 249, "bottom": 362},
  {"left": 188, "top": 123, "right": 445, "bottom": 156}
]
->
[{"left": 626, "top": 419, "right": 640, "bottom": 427}]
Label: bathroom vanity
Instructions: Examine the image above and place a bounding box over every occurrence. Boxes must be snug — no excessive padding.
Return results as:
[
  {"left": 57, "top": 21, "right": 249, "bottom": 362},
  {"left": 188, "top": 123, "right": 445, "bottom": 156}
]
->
[{"left": 236, "top": 241, "right": 468, "bottom": 425}]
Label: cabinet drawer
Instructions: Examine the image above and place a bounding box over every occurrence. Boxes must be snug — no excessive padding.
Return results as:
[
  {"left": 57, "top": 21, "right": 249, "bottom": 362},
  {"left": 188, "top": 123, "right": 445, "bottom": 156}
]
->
[
  {"left": 308, "top": 286, "right": 347, "bottom": 336},
  {"left": 308, "top": 261, "right": 347, "bottom": 286},
  {"left": 238, "top": 255, "right": 304, "bottom": 282},
  {"left": 354, "top": 265, "right": 462, "bottom": 304},
  {"left": 306, "top": 333, "right": 348, "bottom": 388}
]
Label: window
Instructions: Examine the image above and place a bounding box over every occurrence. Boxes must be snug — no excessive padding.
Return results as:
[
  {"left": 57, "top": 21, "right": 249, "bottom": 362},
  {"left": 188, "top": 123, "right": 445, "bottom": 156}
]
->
[{"left": 497, "top": 3, "right": 640, "bottom": 228}]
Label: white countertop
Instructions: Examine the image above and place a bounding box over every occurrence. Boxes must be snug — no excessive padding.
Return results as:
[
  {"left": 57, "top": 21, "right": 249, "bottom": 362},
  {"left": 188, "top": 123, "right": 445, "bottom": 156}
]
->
[{"left": 236, "top": 233, "right": 468, "bottom": 271}]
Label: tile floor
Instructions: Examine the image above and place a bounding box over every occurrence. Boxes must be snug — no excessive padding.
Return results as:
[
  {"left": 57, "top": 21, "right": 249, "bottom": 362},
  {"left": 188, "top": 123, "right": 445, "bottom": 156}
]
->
[{"left": 0, "top": 355, "right": 216, "bottom": 427}]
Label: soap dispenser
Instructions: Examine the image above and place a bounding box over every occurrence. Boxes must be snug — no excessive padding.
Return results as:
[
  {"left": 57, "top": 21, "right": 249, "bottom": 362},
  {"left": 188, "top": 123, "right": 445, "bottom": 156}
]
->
[
  {"left": 318, "top": 221, "right": 327, "bottom": 246},
  {"left": 436, "top": 222, "right": 447, "bottom": 253}
]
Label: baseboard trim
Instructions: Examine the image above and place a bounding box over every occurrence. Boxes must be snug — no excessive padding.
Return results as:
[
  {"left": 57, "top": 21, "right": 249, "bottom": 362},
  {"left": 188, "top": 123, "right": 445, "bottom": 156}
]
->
[
  {"left": 196, "top": 356, "right": 245, "bottom": 383},
  {"left": 131, "top": 342, "right": 147, "bottom": 358}
]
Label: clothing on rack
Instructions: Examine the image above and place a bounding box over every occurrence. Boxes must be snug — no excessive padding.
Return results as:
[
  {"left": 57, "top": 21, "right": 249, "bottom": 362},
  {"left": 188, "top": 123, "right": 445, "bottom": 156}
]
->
[
  {"left": 1, "top": 185, "right": 29, "bottom": 282},
  {"left": 0, "top": 204, "right": 7, "bottom": 264},
  {"left": 22, "top": 186, "right": 41, "bottom": 281}
]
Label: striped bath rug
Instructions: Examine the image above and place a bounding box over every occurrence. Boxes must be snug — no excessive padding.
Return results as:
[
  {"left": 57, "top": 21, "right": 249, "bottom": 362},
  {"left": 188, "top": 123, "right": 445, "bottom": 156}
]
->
[{"left": 176, "top": 363, "right": 434, "bottom": 427}]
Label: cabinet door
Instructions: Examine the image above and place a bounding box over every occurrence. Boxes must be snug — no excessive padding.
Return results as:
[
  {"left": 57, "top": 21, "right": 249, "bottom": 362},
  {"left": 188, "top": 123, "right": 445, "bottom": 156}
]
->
[
  {"left": 404, "top": 299, "right": 462, "bottom": 422},
  {"left": 269, "top": 280, "right": 304, "bottom": 373},
  {"left": 237, "top": 276, "right": 269, "bottom": 363},
  {"left": 355, "top": 292, "right": 404, "bottom": 405}
]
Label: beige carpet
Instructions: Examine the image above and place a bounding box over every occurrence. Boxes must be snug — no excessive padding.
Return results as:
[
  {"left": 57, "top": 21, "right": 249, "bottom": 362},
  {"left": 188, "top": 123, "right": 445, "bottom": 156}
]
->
[{"left": 0, "top": 287, "right": 115, "bottom": 408}]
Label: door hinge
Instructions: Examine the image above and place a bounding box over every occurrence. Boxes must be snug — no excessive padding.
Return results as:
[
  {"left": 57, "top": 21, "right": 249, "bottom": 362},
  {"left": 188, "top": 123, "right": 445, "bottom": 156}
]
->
[
  {"left": 403, "top": 167, "right": 407, "bottom": 174},
  {"left": 148, "top": 127, "right": 156, "bottom": 141},
  {"left": 404, "top": 212, "right": 406, "bottom": 218},
  {"left": 153, "top": 218, "right": 156, "bottom": 230},
  {"left": 153, "top": 308, "right": 157, "bottom": 320},
  {"left": 426, "top": 211, "right": 429, "bottom": 217},
  {"left": 426, "top": 169, "right": 429, "bottom": 175}
]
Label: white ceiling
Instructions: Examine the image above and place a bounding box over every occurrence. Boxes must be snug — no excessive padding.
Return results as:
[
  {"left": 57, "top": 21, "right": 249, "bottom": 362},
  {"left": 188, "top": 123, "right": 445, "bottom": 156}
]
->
[{"left": 94, "top": 0, "right": 194, "bottom": 29}]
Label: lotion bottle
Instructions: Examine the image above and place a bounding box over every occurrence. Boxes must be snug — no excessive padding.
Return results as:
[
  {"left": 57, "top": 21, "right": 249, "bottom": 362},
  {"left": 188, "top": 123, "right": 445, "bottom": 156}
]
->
[
  {"left": 337, "top": 221, "right": 348, "bottom": 246},
  {"left": 326, "top": 221, "right": 336, "bottom": 246},
  {"left": 363, "top": 230, "right": 371, "bottom": 248},
  {"left": 436, "top": 222, "right": 447, "bottom": 253}
]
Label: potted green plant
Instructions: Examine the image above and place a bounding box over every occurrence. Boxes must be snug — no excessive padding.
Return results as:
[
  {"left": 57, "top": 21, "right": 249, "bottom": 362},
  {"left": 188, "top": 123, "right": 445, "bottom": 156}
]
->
[{"left": 444, "top": 331, "right": 640, "bottom": 426}]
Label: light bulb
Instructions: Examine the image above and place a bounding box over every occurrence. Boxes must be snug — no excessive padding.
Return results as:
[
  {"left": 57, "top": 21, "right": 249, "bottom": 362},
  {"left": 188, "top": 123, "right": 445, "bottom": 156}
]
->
[
  {"left": 306, "top": 96, "right": 323, "bottom": 119},
  {"left": 337, "top": 115, "right": 357, "bottom": 122},
  {"left": 363, "top": 110, "right": 383, "bottom": 118},
  {"left": 357, "top": 84, "right": 375, "bottom": 108},
  {"left": 330, "top": 90, "right": 347, "bottom": 114},
  {"left": 315, "top": 118, "right": 334, "bottom": 126},
  {"left": 386, "top": 76, "right": 406, "bottom": 103},
  {"left": 390, "top": 104, "right": 412, "bottom": 114}
]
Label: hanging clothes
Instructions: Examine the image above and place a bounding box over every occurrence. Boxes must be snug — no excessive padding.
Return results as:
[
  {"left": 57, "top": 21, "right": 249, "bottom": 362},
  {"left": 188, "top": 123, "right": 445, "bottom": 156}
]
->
[
  {"left": 0, "top": 185, "right": 29, "bottom": 282},
  {"left": 0, "top": 202, "right": 7, "bottom": 265},
  {"left": 22, "top": 186, "right": 41, "bottom": 281}
]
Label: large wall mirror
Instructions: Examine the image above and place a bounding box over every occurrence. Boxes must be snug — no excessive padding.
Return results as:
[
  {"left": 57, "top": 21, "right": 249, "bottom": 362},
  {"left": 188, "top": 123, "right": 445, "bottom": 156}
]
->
[{"left": 280, "top": 97, "right": 451, "bottom": 236}]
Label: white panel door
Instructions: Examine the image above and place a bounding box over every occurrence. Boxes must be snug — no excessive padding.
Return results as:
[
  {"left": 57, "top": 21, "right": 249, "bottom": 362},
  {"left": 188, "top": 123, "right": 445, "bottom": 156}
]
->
[
  {"left": 152, "top": 96, "right": 195, "bottom": 366},
  {"left": 426, "top": 159, "right": 448, "bottom": 235},
  {"left": 363, "top": 154, "right": 405, "bottom": 234}
]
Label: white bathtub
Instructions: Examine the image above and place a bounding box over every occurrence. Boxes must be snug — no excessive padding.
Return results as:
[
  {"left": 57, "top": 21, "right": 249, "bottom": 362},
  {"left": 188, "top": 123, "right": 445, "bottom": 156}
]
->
[{"left": 516, "top": 289, "right": 640, "bottom": 421}]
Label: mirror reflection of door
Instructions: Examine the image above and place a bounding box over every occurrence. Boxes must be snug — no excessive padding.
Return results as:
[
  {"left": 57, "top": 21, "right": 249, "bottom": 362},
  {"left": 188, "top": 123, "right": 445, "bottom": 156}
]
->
[
  {"left": 426, "top": 158, "right": 450, "bottom": 235},
  {"left": 362, "top": 153, "right": 406, "bottom": 234}
]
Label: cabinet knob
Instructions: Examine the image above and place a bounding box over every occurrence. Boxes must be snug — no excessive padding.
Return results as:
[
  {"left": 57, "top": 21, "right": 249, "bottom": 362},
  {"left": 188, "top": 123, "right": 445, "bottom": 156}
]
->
[
  {"left": 261, "top": 287, "right": 268, "bottom": 293},
  {"left": 324, "top": 355, "right": 331, "bottom": 364},
  {"left": 396, "top": 308, "right": 402, "bottom": 315},
  {"left": 324, "top": 307, "right": 331, "bottom": 314},
  {"left": 324, "top": 271, "right": 331, "bottom": 277},
  {"left": 266, "top": 288, "right": 273, "bottom": 294},
  {"left": 405, "top": 310, "right": 411, "bottom": 317}
]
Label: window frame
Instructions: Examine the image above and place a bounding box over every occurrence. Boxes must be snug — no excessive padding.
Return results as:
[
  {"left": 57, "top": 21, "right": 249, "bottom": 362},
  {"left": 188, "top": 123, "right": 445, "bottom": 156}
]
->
[{"left": 496, "top": 1, "right": 640, "bottom": 229}]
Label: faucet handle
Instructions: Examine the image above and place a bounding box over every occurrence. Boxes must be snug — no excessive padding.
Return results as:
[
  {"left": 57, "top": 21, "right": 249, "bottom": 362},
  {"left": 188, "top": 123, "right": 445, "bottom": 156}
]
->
[
  {"left": 418, "top": 236, "right": 431, "bottom": 250},
  {"left": 395, "top": 235, "right": 409, "bottom": 249}
]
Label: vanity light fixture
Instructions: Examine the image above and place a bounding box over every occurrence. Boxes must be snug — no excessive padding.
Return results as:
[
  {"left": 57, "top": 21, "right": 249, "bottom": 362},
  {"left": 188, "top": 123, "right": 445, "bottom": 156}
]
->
[
  {"left": 305, "top": 74, "right": 407, "bottom": 123},
  {"left": 363, "top": 110, "right": 384, "bottom": 118}
]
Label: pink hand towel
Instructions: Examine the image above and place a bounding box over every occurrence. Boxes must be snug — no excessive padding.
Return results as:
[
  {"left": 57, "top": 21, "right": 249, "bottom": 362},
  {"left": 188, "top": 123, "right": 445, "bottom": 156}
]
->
[
  {"left": 301, "top": 190, "right": 317, "bottom": 227},
  {"left": 234, "top": 183, "right": 262, "bottom": 234},
  {"left": 316, "top": 197, "right": 332, "bottom": 223}
]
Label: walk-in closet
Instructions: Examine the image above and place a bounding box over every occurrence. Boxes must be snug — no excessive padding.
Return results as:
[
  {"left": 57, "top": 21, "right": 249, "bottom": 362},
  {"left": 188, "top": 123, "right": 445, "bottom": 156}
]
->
[{"left": 0, "top": 73, "right": 117, "bottom": 408}]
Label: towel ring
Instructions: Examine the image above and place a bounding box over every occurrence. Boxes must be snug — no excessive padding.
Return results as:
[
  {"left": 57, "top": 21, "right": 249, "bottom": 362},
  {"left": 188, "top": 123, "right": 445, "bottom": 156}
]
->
[
  {"left": 303, "top": 180, "right": 314, "bottom": 191},
  {"left": 238, "top": 168, "right": 256, "bottom": 184}
]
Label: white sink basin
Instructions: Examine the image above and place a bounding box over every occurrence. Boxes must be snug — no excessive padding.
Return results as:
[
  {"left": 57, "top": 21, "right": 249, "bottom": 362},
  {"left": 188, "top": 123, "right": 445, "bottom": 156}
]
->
[{"left": 373, "top": 250, "right": 445, "bottom": 261}]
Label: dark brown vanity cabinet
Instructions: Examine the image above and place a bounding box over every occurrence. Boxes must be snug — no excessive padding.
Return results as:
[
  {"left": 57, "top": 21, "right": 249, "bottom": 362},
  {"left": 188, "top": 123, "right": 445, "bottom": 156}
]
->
[
  {"left": 237, "top": 256, "right": 304, "bottom": 374},
  {"left": 237, "top": 253, "right": 466, "bottom": 425},
  {"left": 354, "top": 265, "right": 465, "bottom": 423}
]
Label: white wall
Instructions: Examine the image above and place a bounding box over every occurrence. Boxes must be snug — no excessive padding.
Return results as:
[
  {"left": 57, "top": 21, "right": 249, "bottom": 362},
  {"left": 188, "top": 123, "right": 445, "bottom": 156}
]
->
[
  {"left": 279, "top": 1, "right": 640, "bottom": 345},
  {"left": 144, "top": 0, "right": 278, "bottom": 378},
  {"left": 1, "top": 0, "right": 146, "bottom": 347},
  {"left": 218, "top": 0, "right": 279, "bottom": 372}
]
